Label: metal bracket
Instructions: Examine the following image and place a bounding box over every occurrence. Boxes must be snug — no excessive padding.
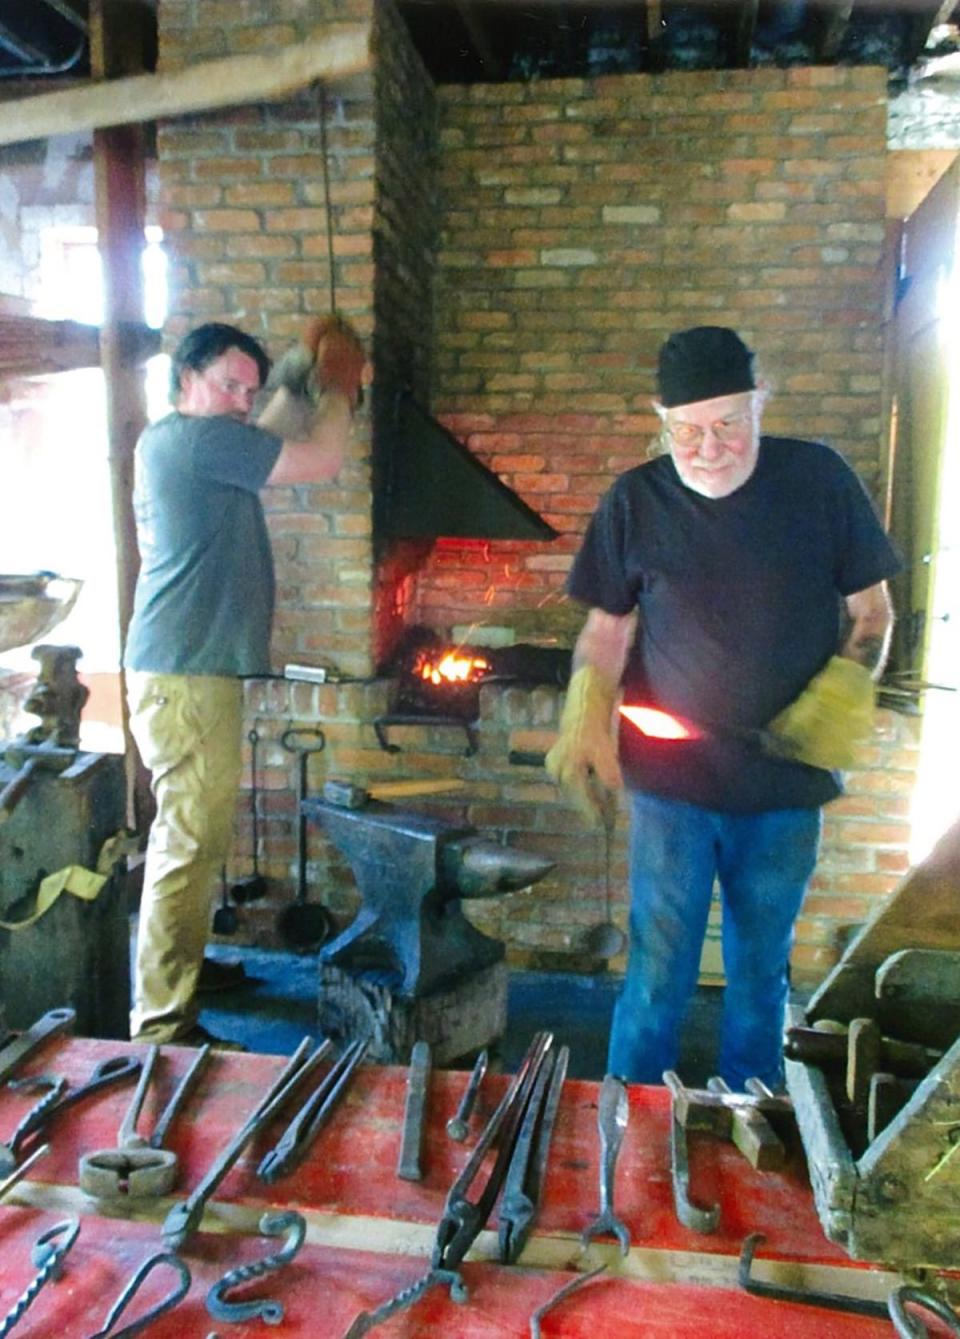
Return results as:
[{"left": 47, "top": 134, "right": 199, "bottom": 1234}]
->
[{"left": 373, "top": 714, "right": 478, "bottom": 756}]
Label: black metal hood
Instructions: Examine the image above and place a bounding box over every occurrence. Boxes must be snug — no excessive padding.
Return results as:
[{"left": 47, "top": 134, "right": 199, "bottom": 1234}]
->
[{"left": 378, "top": 390, "right": 558, "bottom": 542}]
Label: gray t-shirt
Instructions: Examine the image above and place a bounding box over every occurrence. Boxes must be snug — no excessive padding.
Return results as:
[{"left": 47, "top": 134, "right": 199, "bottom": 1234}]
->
[{"left": 124, "top": 412, "right": 283, "bottom": 676}]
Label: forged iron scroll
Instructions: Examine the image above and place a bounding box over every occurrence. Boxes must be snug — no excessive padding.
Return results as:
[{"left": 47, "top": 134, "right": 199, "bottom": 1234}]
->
[{"left": 206, "top": 1210, "right": 306, "bottom": 1325}]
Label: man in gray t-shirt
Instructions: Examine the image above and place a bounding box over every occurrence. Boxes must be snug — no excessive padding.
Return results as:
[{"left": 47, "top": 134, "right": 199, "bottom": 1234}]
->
[{"left": 125, "top": 318, "right": 364, "bottom": 1047}]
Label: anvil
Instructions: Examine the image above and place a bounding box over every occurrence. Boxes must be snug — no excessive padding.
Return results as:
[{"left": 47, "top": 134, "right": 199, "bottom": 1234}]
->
[{"left": 303, "top": 788, "right": 554, "bottom": 997}]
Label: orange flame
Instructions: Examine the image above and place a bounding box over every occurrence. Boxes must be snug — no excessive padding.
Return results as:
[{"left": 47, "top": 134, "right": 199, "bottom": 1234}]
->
[{"left": 415, "top": 650, "right": 492, "bottom": 686}]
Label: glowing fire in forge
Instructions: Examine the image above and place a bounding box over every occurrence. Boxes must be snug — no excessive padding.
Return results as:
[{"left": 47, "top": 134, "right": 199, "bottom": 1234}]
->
[{"left": 414, "top": 650, "right": 492, "bottom": 687}]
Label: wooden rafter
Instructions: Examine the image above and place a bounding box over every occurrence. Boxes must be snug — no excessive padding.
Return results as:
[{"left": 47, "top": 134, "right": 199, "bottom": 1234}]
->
[
  {"left": 644, "top": 0, "right": 666, "bottom": 70},
  {"left": 0, "top": 23, "right": 371, "bottom": 148},
  {"left": 735, "top": 0, "right": 759, "bottom": 67},
  {"left": 0, "top": 315, "right": 160, "bottom": 381}
]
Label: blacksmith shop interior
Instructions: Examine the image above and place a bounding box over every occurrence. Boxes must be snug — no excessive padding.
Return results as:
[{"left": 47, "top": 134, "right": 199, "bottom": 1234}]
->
[{"left": 1, "top": 0, "right": 960, "bottom": 1333}]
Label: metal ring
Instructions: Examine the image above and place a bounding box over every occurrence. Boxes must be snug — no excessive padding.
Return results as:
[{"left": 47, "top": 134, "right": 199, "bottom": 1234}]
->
[{"left": 889, "top": 1285, "right": 960, "bottom": 1338}]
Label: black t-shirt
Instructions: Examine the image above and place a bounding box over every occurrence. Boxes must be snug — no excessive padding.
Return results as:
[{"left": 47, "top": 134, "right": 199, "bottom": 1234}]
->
[{"left": 568, "top": 437, "right": 902, "bottom": 812}]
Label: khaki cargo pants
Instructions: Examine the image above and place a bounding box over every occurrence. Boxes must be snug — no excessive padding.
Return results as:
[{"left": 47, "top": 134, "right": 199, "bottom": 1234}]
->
[{"left": 127, "top": 672, "right": 242, "bottom": 1042}]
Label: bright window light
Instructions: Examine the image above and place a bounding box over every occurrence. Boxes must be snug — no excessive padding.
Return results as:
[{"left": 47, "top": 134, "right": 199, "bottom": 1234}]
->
[{"left": 37, "top": 223, "right": 167, "bottom": 328}]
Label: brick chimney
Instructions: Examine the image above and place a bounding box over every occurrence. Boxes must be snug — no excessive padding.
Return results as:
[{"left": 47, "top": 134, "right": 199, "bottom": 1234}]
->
[{"left": 158, "top": 0, "right": 438, "bottom": 677}]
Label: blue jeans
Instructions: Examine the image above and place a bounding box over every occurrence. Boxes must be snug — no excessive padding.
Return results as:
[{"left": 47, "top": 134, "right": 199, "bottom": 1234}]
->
[{"left": 608, "top": 792, "right": 822, "bottom": 1090}]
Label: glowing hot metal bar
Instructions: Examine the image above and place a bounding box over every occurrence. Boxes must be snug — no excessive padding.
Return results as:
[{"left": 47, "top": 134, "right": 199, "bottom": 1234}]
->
[{"left": 619, "top": 705, "right": 701, "bottom": 740}]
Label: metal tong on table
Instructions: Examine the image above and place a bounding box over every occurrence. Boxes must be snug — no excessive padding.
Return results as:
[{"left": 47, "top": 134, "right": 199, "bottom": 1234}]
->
[
  {"left": 580, "top": 1072, "right": 630, "bottom": 1256},
  {"left": 162, "top": 1036, "right": 333, "bottom": 1250},
  {"left": 345, "top": 1031, "right": 559, "bottom": 1337},
  {"left": 257, "top": 1038, "right": 368, "bottom": 1183},
  {"left": 0, "top": 1054, "right": 141, "bottom": 1175},
  {"left": 78, "top": 1043, "right": 212, "bottom": 1198}
]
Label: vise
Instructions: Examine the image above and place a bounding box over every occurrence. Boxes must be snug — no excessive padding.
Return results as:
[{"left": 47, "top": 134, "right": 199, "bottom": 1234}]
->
[
  {"left": 785, "top": 812, "right": 960, "bottom": 1269},
  {"left": 304, "top": 781, "right": 554, "bottom": 998},
  {"left": 0, "top": 645, "right": 88, "bottom": 823}
]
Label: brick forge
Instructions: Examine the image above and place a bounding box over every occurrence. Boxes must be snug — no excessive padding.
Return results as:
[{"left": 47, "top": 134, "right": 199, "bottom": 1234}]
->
[{"left": 157, "top": 0, "right": 917, "bottom": 987}]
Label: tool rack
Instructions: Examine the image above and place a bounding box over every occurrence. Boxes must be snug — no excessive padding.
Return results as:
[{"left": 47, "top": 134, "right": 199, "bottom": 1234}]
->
[{"left": 0, "top": 1034, "right": 923, "bottom": 1338}]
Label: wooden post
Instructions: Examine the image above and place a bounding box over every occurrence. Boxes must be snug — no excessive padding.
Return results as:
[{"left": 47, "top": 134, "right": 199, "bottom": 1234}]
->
[{"left": 89, "top": 0, "right": 150, "bottom": 831}]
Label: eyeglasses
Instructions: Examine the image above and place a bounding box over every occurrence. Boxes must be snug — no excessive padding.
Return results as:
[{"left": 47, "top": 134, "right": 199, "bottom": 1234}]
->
[{"left": 664, "top": 412, "right": 753, "bottom": 450}]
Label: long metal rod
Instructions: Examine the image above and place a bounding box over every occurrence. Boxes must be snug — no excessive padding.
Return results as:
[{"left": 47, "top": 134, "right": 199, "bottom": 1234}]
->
[{"left": 739, "top": 1233, "right": 890, "bottom": 1317}]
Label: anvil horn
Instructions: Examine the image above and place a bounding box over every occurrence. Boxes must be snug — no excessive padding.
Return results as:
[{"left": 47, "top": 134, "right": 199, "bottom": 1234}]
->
[{"left": 444, "top": 838, "right": 554, "bottom": 898}]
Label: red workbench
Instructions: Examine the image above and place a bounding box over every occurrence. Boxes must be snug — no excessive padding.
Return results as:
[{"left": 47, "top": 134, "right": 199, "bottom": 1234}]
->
[{"left": 0, "top": 1037, "right": 922, "bottom": 1337}]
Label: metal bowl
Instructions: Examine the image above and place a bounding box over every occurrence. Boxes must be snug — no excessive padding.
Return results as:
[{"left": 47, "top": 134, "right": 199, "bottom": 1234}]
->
[{"left": 0, "top": 573, "right": 84, "bottom": 653}]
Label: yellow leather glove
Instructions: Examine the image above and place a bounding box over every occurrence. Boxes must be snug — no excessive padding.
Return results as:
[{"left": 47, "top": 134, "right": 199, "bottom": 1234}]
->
[
  {"left": 766, "top": 655, "right": 876, "bottom": 771},
  {"left": 545, "top": 665, "right": 623, "bottom": 824}
]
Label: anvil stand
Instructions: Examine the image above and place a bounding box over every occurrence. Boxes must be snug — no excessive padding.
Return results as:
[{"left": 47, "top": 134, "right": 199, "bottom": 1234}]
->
[
  {"left": 0, "top": 645, "right": 128, "bottom": 1036},
  {"left": 305, "top": 786, "right": 554, "bottom": 1066}
]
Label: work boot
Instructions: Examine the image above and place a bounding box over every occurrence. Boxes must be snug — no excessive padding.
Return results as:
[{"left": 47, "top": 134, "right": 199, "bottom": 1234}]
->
[
  {"left": 175, "top": 1023, "right": 247, "bottom": 1053},
  {"left": 197, "top": 956, "right": 247, "bottom": 994}
]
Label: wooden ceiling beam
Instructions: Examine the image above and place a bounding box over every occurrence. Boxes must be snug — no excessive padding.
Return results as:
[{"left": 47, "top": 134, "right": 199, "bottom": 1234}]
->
[
  {"left": 644, "top": 0, "right": 666, "bottom": 70},
  {"left": 816, "top": 1, "right": 853, "bottom": 62},
  {"left": 0, "top": 315, "right": 160, "bottom": 380},
  {"left": 0, "top": 22, "right": 371, "bottom": 147},
  {"left": 734, "top": 0, "right": 759, "bottom": 67}
]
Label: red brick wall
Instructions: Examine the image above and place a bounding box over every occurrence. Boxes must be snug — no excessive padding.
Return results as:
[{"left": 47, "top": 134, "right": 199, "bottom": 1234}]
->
[
  {"left": 414, "top": 66, "right": 890, "bottom": 640},
  {"left": 158, "top": 0, "right": 380, "bottom": 677}
]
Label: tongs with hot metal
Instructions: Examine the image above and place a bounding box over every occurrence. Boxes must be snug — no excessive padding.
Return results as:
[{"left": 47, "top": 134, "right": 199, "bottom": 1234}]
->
[{"left": 343, "top": 1030, "right": 555, "bottom": 1337}]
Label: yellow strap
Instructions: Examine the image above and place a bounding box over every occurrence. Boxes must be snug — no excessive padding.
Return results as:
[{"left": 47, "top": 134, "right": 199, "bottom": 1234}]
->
[{"left": 0, "top": 829, "right": 136, "bottom": 932}]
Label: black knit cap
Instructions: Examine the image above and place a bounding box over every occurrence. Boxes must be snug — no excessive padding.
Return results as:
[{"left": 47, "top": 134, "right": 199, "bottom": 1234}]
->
[{"left": 657, "top": 326, "right": 756, "bottom": 408}]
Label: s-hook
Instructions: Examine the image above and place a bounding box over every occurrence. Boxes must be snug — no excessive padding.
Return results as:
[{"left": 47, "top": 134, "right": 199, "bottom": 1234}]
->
[{"left": 206, "top": 1210, "right": 306, "bottom": 1326}]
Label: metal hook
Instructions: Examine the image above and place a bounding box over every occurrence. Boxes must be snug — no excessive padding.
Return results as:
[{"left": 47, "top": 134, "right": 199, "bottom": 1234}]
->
[
  {"left": 0, "top": 1216, "right": 80, "bottom": 1339},
  {"left": 280, "top": 726, "right": 326, "bottom": 754},
  {"left": 888, "top": 1285, "right": 960, "bottom": 1338},
  {"left": 739, "top": 1233, "right": 889, "bottom": 1318},
  {"left": 344, "top": 1267, "right": 467, "bottom": 1338},
  {"left": 206, "top": 1210, "right": 306, "bottom": 1326},
  {"left": 85, "top": 1252, "right": 191, "bottom": 1339},
  {"left": 530, "top": 1264, "right": 608, "bottom": 1339}
]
